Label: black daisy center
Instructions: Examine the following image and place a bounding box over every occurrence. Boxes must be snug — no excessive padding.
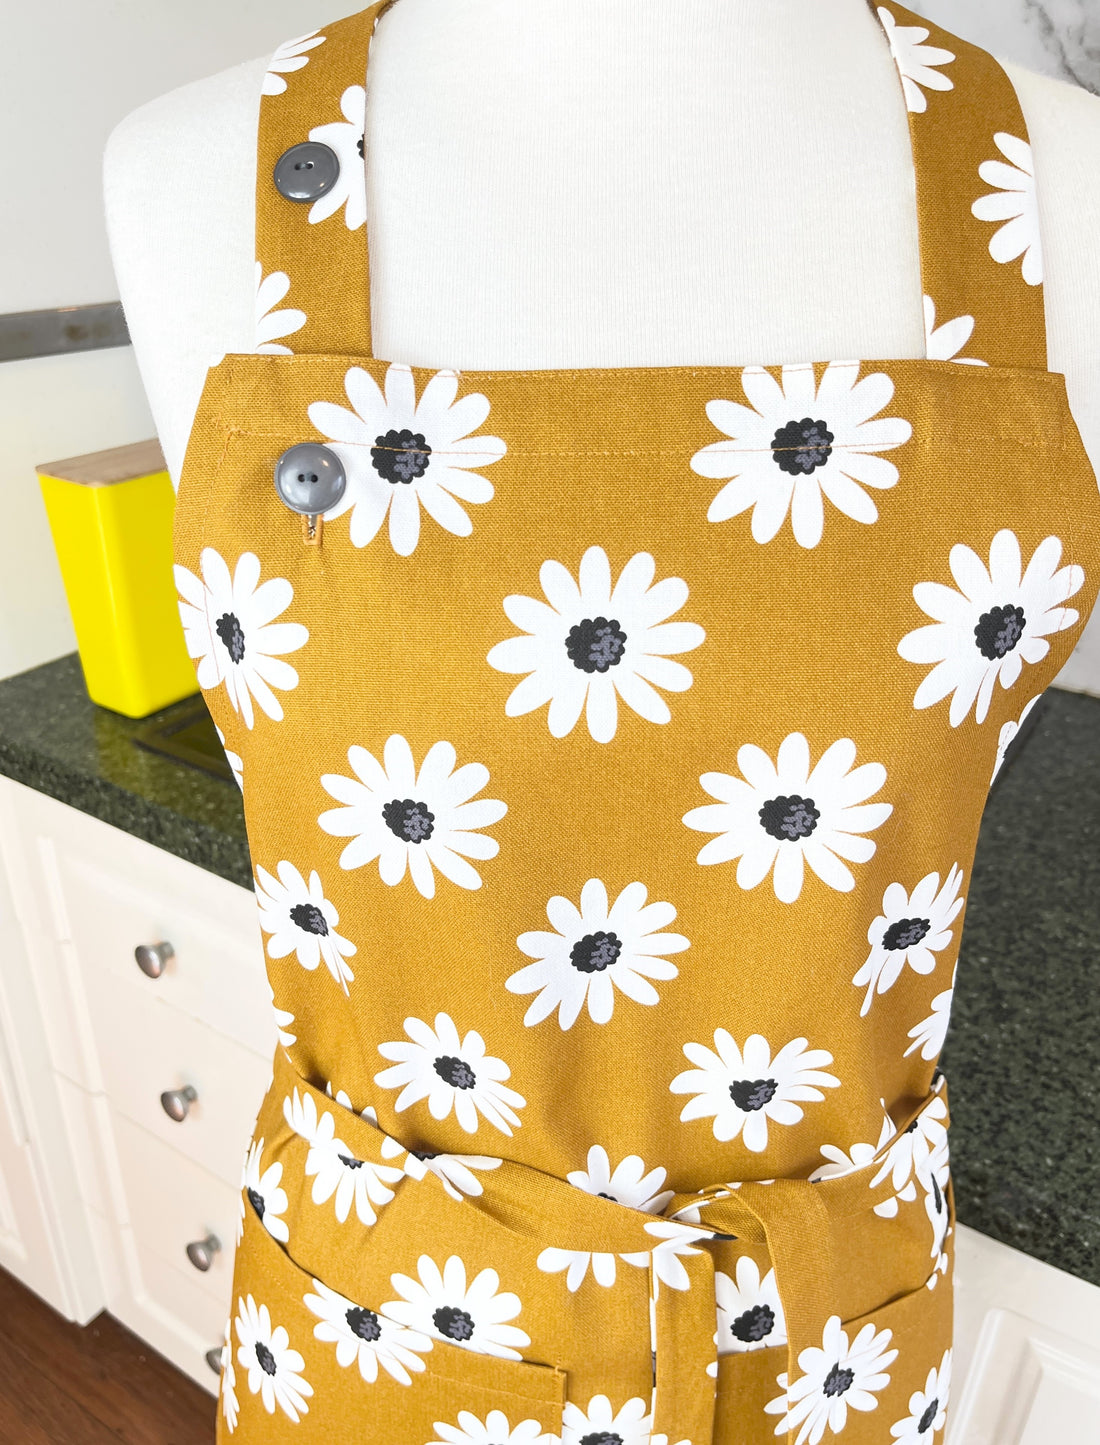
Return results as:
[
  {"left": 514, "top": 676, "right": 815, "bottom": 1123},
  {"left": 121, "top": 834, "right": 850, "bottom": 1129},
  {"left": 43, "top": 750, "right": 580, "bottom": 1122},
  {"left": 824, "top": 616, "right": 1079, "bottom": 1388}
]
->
[
  {"left": 434, "top": 1054, "right": 477, "bottom": 1090},
  {"left": 433, "top": 1304, "right": 475, "bottom": 1343},
  {"left": 382, "top": 797, "right": 435, "bottom": 844},
  {"left": 214, "top": 611, "right": 246, "bottom": 665},
  {"left": 731, "top": 1303, "right": 776, "bottom": 1344},
  {"left": 410, "top": 1149, "right": 439, "bottom": 1161},
  {"left": 565, "top": 616, "right": 628, "bottom": 673},
  {"left": 931, "top": 1172, "right": 943, "bottom": 1214},
  {"left": 771, "top": 417, "right": 834, "bottom": 476},
  {"left": 596, "top": 1190, "right": 618, "bottom": 1201},
  {"left": 570, "top": 930, "right": 623, "bottom": 974},
  {"left": 974, "top": 603, "right": 1026, "bottom": 660},
  {"left": 246, "top": 1187, "right": 266, "bottom": 1219},
  {"left": 346, "top": 1305, "right": 382, "bottom": 1343},
  {"left": 729, "top": 1077, "right": 778, "bottom": 1112},
  {"left": 823, "top": 1362, "right": 855, "bottom": 1397},
  {"left": 372, "top": 427, "right": 432, "bottom": 485},
  {"left": 254, "top": 1340, "right": 278, "bottom": 1376},
  {"left": 882, "top": 916, "right": 931, "bottom": 951},
  {"left": 337, "top": 1153, "right": 363, "bottom": 1170},
  {"left": 579, "top": 1435, "right": 623, "bottom": 1445},
  {"left": 357, "top": 134, "right": 365, "bottom": 159},
  {"left": 917, "top": 1397, "right": 939, "bottom": 1433},
  {"left": 289, "top": 901, "right": 329, "bottom": 937},
  {"left": 759, "top": 794, "right": 820, "bottom": 841}
]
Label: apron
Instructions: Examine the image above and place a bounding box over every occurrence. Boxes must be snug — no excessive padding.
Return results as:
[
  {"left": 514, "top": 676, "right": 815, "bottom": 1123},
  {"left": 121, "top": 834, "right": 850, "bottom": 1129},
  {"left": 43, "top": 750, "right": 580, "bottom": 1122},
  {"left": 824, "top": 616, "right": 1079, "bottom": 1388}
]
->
[{"left": 172, "top": 5, "right": 1100, "bottom": 1442}]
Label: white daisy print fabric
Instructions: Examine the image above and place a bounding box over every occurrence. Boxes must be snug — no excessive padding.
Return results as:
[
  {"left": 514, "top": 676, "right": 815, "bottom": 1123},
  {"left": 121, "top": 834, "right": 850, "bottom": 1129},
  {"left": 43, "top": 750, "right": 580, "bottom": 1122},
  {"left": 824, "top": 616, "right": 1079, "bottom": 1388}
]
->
[
  {"left": 254, "top": 263, "right": 306, "bottom": 354},
  {"left": 690, "top": 361, "right": 912, "bottom": 549},
  {"left": 853, "top": 865, "right": 965, "bottom": 1016},
  {"left": 254, "top": 861, "right": 356, "bottom": 993},
  {"left": 890, "top": 1348, "right": 951, "bottom": 1443},
  {"left": 319, "top": 734, "right": 507, "bottom": 899},
  {"left": 684, "top": 732, "right": 892, "bottom": 903},
  {"left": 670, "top": 1031, "right": 840, "bottom": 1150},
  {"left": 428, "top": 1410, "right": 561, "bottom": 1445},
  {"left": 715, "top": 1256, "right": 788, "bottom": 1353},
  {"left": 537, "top": 1145, "right": 672, "bottom": 1290},
  {"left": 904, "top": 966, "right": 957, "bottom": 1060},
  {"left": 383, "top": 1254, "right": 531, "bottom": 1360},
  {"left": 262, "top": 30, "right": 325, "bottom": 95},
  {"left": 374, "top": 1013, "right": 526, "bottom": 1136},
  {"left": 897, "top": 530, "right": 1084, "bottom": 726},
  {"left": 239, "top": 1137, "right": 289, "bottom": 1245},
  {"left": 174, "top": 548, "right": 308, "bottom": 729},
  {"left": 307, "top": 84, "right": 366, "bottom": 228},
  {"left": 235, "top": 1294, "right": 313, "bottom": 1422},
  {"left": 308, "top": 362, "right": 505, "bottom": 556},
  {"left": 283, "top": 1087, "right": 403, "bottom": 1225},
  {"left": 398, "top": 1140, "right": 503, "bottom": 1201},
  {"left": 972, "top": 132, "right": 1043, "bottom": 285},
  {"left": 877, "top": 7, "right": 955, "bottom": 111},
  {"left": 991, "top": 693, "right": 1042, "bottom": 784},
  {"left": 487, "top": 547, "right": 705, "bottom": 743},
  {"left": 764, "top": 1314, "right": 898, "bottom": 1445},
  {"left": 507, "top": 878, "right": 688, "bottom": 1028},
  {"left": 922, "top": 296, "right": 986, "bottom": 365},
  {"left": 303, "top": 1276, "right": 431, "bottom": 1384},
  {"left": 220, "top": 1317, "right": 239, "bottom": 1433},
  {"left": 561, "top": 1394, "right": 651, "bottom": 1445},
  {"left": 214, "top": 723, "right": 244, "bottom": 791}
]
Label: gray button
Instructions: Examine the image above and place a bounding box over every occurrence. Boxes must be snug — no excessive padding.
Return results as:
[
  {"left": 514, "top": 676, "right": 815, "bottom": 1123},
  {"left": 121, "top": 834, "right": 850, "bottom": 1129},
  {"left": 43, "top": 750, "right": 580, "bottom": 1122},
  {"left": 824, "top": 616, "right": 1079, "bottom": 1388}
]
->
[
  {"left": 273, "top": 142, "right": 340, "bottom": 202},
  {"left": 274, "top": 444, "right": 346, "bottom": 515}
]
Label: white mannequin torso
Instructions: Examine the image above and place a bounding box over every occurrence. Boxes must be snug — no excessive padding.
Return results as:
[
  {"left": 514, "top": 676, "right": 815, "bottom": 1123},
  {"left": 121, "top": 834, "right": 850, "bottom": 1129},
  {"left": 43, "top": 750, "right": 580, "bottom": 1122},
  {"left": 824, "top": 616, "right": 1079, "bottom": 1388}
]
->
[{"left": 104, "top": 0, "right": 1100, "bottom": 500}]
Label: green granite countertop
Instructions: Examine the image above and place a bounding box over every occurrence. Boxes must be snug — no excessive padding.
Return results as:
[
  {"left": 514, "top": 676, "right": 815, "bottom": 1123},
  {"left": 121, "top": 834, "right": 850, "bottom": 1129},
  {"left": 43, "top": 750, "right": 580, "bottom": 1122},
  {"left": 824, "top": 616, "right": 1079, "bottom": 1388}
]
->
[{"left": 0, "top": 652, "right": 1097, "bottom": 1287}]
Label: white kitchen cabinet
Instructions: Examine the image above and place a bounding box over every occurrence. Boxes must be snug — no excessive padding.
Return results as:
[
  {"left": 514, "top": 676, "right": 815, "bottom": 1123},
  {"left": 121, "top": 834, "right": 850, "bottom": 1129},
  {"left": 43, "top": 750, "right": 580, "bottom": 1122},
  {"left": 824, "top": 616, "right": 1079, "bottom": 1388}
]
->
[{"left": 0, "top": 770, "right": 1098, "bottom": 1423}]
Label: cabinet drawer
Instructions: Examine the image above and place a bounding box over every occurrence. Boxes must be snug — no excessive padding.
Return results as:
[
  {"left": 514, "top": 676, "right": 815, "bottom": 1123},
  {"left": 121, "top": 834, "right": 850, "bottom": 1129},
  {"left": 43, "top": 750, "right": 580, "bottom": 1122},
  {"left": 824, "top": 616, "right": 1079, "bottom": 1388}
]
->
[
  {"left": 5, "top": 780, "right": 273, "bottom": 1059},
  {"left": 114, "top": 1113, "right": 241, "bottom": 1303},
  {"left": 88, "top": 968, "right": 271, "bottom": 1185}
]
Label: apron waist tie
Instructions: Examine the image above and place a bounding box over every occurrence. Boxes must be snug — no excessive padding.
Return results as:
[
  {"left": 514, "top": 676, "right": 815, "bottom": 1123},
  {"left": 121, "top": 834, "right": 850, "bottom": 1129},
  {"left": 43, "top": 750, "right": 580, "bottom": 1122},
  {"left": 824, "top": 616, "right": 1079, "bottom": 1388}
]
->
[{"left": 263, "top": 1046, "right": 949, "bottom": 1445}]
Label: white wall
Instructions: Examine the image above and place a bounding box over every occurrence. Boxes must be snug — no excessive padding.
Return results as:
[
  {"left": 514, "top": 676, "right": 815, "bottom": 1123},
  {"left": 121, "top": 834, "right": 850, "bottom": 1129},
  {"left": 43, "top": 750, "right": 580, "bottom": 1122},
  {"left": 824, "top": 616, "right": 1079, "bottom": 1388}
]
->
[{"left": 0, "top": 0, "right": 361, "bottom": 683}]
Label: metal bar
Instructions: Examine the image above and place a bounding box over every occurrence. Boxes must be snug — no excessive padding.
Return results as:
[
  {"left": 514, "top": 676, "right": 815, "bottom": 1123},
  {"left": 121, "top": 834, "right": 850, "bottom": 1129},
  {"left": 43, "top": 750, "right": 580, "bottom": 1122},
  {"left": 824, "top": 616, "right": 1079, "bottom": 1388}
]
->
[{"left": 0, "top": 302, "right": 130, "bottom": 363}]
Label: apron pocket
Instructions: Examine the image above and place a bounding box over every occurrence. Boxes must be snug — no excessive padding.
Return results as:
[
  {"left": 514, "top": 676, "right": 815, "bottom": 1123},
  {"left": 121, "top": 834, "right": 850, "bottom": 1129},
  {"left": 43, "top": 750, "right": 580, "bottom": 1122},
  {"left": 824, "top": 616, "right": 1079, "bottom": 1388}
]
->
[
  {"left": 714, "top": 1255, "right": 954, "bottom": 1445},
  {"left": 221, "top": 1193, "right": 567, "bottom": 1442}
]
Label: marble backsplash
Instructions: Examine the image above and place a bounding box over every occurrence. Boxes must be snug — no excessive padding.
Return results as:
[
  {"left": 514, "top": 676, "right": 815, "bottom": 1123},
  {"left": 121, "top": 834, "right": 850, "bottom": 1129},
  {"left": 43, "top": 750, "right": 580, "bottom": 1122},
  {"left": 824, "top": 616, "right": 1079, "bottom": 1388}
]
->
[{"left": 908, "top": 0, "right": 1100, "bottom": 93}]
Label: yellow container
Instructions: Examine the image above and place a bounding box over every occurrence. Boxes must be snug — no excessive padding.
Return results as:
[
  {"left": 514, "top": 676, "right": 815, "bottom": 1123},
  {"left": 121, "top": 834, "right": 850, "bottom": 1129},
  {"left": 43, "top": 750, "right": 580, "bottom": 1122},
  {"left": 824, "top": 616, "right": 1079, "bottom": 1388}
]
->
[{"left": 37, "top": 438, "right": 200, "bottom": 718}]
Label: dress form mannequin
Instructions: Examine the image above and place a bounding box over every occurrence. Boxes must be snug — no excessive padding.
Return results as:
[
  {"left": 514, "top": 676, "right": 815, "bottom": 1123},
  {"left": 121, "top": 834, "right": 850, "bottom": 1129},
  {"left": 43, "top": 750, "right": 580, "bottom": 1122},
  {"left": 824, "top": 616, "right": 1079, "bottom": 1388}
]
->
[{"left": 104, "top": 0, "right": 1100, "bottom": 500}]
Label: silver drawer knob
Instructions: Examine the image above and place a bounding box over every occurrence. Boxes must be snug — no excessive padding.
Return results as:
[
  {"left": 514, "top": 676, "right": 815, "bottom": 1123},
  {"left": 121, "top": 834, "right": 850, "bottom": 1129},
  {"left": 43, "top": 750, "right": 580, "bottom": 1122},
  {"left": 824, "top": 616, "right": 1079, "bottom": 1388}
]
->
[
  {"left": 134, "top": 940, "right": 175, "bottom": 978},
  {"left": 186, "top": 1232, "right": 221, "bottom": 1272},
  {"left": 205, "top": 1346, "right": 223, "bottom": 1375},
  {"left": 160, "top": 1084, "right": 198, "bottom": 1121}
]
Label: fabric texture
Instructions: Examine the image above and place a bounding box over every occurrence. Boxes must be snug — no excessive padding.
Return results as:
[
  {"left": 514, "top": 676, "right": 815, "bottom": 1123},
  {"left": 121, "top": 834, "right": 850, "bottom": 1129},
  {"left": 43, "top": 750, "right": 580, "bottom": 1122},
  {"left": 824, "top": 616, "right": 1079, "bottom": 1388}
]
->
[{"left": 172, "top": 5, "right": 1100, "bottom": 1443}]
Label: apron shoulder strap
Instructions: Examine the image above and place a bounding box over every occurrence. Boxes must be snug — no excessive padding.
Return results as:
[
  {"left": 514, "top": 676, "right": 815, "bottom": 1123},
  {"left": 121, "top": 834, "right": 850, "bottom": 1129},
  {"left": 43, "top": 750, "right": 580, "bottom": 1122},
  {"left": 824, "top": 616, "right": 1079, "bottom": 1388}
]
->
[{"left": 870, "top": 3, "right": 1048, "bottom": 370}]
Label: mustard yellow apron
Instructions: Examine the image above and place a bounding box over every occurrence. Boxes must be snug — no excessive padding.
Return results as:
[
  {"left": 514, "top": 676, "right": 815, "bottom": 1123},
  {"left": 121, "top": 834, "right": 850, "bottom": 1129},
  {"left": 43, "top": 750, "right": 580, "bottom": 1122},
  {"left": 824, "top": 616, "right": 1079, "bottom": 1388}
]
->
[{"left": 173, "top": 5, "right": 1100, "bottom": 1442}]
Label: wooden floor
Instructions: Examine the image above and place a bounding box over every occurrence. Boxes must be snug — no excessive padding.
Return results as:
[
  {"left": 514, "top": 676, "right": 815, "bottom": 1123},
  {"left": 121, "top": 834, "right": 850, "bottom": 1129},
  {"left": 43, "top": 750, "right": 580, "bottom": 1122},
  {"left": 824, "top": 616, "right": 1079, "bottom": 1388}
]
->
[{"left": 0, "top": 1266, "right": 216, "bottom": 1443}]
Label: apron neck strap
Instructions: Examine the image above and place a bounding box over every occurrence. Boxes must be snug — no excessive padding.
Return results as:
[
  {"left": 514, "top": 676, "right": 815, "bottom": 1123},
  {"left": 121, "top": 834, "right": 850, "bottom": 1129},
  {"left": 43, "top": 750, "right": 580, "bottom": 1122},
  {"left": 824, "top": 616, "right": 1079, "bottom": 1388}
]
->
[{"left": 253, "top": 1, "right": 1048, "bottom": 372}]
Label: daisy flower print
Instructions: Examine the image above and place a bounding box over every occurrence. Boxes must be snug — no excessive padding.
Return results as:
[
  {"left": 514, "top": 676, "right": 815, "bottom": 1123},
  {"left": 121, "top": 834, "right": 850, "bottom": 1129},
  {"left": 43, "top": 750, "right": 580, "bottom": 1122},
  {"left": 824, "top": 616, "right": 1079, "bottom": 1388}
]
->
[
  {"left": 904, "top": 965, "right": 956, "bottom": 1061},
  {"left": 235, "top": 1294, "right": 313, "bottom": 1422},
  {"left": 374, "top": 1012, "right": 526, "bottom": 1136},
  {"left": 428, "top": 1409, "right": 561, "bottom": 1445},
  {"left": 561, "top": 1394, "right": 651, "bottom": 1445},
  {"left": 922, "top": 296, "right": 986, "bottom": 366},
  {"left": 670, "top": 1030, "right": 839, "bottom": 1150},
  {"left": 239, "top": 1137, "right": 289, "bottom": 1244},
  {"left": 991, "top": 694, "right": 1042, "bottom": 785},
  {"left": 487, "top": 546, "right": 704, "bottom": 744},
  {"left": 897, "top": 530, "right": 1083, "bottom": 726},
  {"left": 876, "top": 7, "right": 954, "bottom": 112},
  {"left": 253, "top": 263, "right": 305, "bottom": 354},
  {"left": 174, "top": 548, "right": 308, "bottom": 729},
  {"left": 683, "top": 732, "right": 892, "bottom": 903},
  {"left": 254, "top": 860, "right": 356, "bottom": 993},
  {"left": 319, "top": 734, "right": 506, "bottom": 900},
  {"left": 307, "top": 362, "right": 505, "bottom": 556},
  {"left": 853, "top": 865, "right": 965, "bottom": 1017},
  {"left": 303, "top": 1276, "right": 432, "bottom": 1385},
  {"left": 219, "top": 1317, "right": 239, "bottom": 1433},
  {"left": 891, "top": 1348, "right": 951, "bottom": 1444},
  {"left": 715, "top": 1255, "right": 787, "bottom": 1353},
  {"left": 507, "top": 878, "right": 688, "bottom": 1028},
  {"left": 262, "top": 29, "right": 325, "bottom": 95},
  {"left": 973, "top": 132, "right": 1042, "bottom": 285},
  {"left": 764, "top": 1313, "right": 897, "bottom": 1445},
  {"left": 689, "top": 360, "right": 912, "bottom": 549},
  {"left": 307, "top": 84, "right": 366, "bottom": 228},
  {"left": 283, "top": 1087, "right": 404, "bottom": 1225},
  {"left": 383, "top": 1254, "right": 530, "bottom": 1360}
]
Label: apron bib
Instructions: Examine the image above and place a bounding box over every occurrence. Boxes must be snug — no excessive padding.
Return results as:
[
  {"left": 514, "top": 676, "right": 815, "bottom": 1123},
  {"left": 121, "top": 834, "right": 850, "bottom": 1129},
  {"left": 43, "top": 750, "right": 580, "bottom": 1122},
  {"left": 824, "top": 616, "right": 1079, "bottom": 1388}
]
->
[{"left": 173, "top": 5, "right": 1100, "bottom": 1442}]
